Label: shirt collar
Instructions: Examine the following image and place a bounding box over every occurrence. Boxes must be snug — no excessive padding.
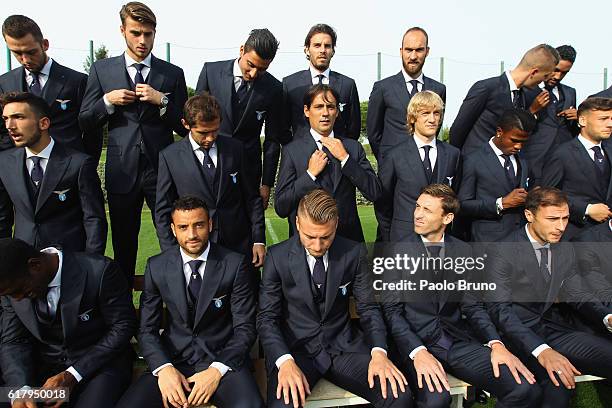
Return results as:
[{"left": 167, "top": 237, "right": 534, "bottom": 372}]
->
[
  {"left": 233, "top": 58, "right": 243, "bottom": 78},
  {"left": 305, "top": 248, "right": 329, "bottom": 262},
  {"left": 488, "top": 137, "right": 505, "bottom": 156},
  {"left": 310, "top": 66, "right": 331, "bottom": 80},
  {"left": 577, "top": 134, "right": 602, "bottom": 151},
  {"left": 525, "top": 225, "right": 550, "bottom": 249},
  {"left": 40, "top": 247, "right": 63, "bottom": 288},
  {"left": 413, "top": 135, "right": 436, "bottom": 149},
  {"left": 25, "top": 57, "right": 53, "bottom": 77},
  {"left": 505, "top": 70, "right": 520, "bottom": 92},
  {"left": 609, "top": 219, "right": 612, "bottom": 233},
  {"left": 420, "top": 234, "right": 445, "bottom": 244},
  {"left": 401, "top": 69, "right": 424, "bottom": 84},
  {"left": 310, "top": 128, "right": 335, "bottom": 143},
  {"left": 124, "top": 52, "right": 152, "bottom": 68},
  {"left": 25, "top": 137, "right": 55, "bottom": 160},
  {"left": 180, "top": 242, "right": 211, "bottom": 266},
  {"left": 188, "top": 133, "right": 216, "bottom": 152}
]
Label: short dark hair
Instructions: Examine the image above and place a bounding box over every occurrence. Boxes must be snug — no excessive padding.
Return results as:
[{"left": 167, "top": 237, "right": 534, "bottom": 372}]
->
[
  {"left": 303, "top": 84, "right": 340, "bottom": 109},
  {"left": 556, "top": 45, "right": 577, "bottom": 63},
  {"left": 419, "top": 184, "right": 460, "bottom": 215},
  {"left": 2, "top": 15, "right": 43, "bottom": 42},
  {"left": 0, "top": 238, "right": 40, "bottom": 287},
  {"left": 525, "top": 187, "right": 568, "bottom": 214},
  {"left": 243, "top": 29, "right": 279, "bottom": 61},
  {"left": 304, "top": 23, "right": 337, "bottom": 48},
  {"left": 0, "top": 92, "right": 50, "bottom": 119},
  {"left": 577, "top": 97, "right": 612, "bottom": 118},
  {"left": 120, "top": 2, "right": 157, "bottom": 29},
  {"left": 171, "top": 195, "right": 209, "bottom": 219},
  {"left": 497, "top": 108, "right": 537, "bottom": 133},
  {"left": 183, "top": 93, "right": 221, "bottom": 127},
  {"left": 402, "top": 27, "right": 429, "bottom": 47}
]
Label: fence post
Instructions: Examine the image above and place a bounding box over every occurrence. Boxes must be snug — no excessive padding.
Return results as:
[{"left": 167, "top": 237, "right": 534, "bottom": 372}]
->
[
  {"left": 439, "top": 57, "right": 445, "bottom": 84},
  {"left": 377, "top": 52, "right": 381, "bottom": 81},
  {"left": 89, "top": 40, "right": 94, "bottom": 66},
  {"left": 605, "top": 67, "right": 608, "bottom": 90},
  {"left": 166, "top": 42, "right": 171, "bottom": 63},
  {"left": 6, "top": 44, "right": 11, "bottom": 72},
  {"left": 500, "top": 61, "right": 505, "bottom": 75}
]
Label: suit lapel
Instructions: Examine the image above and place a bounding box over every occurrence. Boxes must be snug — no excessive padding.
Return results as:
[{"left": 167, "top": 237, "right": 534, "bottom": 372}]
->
[
  {"left": 215, "top": 138, "right": 233, "bottom": 203},
  {"left": 391, "top": 72, "right": 410, "bottom": 107},
  {"left": 11, "top": 67, "right": 27, "bottom": 92},
  {"left": 329, "top": 71, "right": 344, "bottom": 93},
  {"left": 517, "top": 230, "right": 549, "bottom": 294},
  {"left": 179, "top": 138, "right": 215, "bottom": 199},
  {"left": 194, "top": 244, "right": 226, "bottom": 327},
  {"left": 435, "top": 142, "right": 449, "bottom": 184},
  {"left": 288, "top": 237, "right": 320, "bottom": 318},
  {"left": 323, "top": 241, "right": 346, "bottom": 319},
  {"left": 9, "top": 149, "right": 35, "bottom": 215},
  {"left": 141, "top": 56, "right": 167, "bottom": 120},
  {"left": 235, "top": 78, "right": 264, "bottom": 132},
  {"left": 221, "top": 61, "right": 235, "bottom": 127},
  {"left": 482, "top": 144, "right": 512, "bottom": 192},
  {"left": 406, "top": 137, "right": 429, "bottom": 186},
  {"left": 42, "top": 63, "right": 66, "bottom": 110},
  {"left": 36, "top": 144, "right": 71, "bottom": 214},
  {"left": 114, "top": 54, "right": 133, "bottom": 91},
  {"left": 12, "top": 298, "right": 42, "bottom": 340},
  {"left": 59, "top": 252, "right": 87, "bottom": 340},
  {"left": 570, "top": 140, "right": 603, "bottom": 200},
  {"left": 547, "top": 243, "right": 567, "bottom": 305},
  {"left": 518, "top": 156, "right": 530, "bottom": 189},
  {"left": 602, "top": 142, "right": 612, "bottom": 200},
  {"left": 165, "top": 248, "right": 190, "bottom": 324}
]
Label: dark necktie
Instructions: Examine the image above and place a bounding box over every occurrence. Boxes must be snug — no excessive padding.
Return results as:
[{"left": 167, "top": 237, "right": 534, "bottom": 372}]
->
[
  {"left": 538, "top": 247, "right": 550, "bottom": 283},
  {"left": 30, "top": 156, "right": 44, "bottom": 189},
  {"left": 312, "top": 256, "right": 326, "bottom": 296},
  {"left": 187, "top": 260, "right": 203, "bottom": 306},
  {"left": 426, "top": 245, "right": 443, "bottom": 280},
  {"left": 200, "top": 147, "right": 216, "bottom": 187},
  {"left": 134, "top": 63, "right": 146, "bottom": 86},
  {"left": 29, "top": 72, "right": 42, "bottom": 96},
  {"left": 422, "top": 145, "right": 433, "bottom": 183},
  {"left": 316, "top": 74, "right": 325, "bottom": 85},
  {"left": 512, "top": 89, "right": 524, "bottom": 109},
  {"left": 317, "top": 141, "right": 335, "bottom": 192},
  {"left": 544, "top": 84, "right": 559, "bottom": 105},
  {"left": 409, "top": 80, "right": 420, "bottom": 97},
  {"left": 501, "top": 154, "right": 517, "bottom": 187},
  {"left": 35, "top": 288, "right": 53, "bottom": 324},
  {"left": 236, "top": 78, "right": 249, "bottom": 104},
  {"left": 592, "top": 146, "right": 608, "bottom": 175}
]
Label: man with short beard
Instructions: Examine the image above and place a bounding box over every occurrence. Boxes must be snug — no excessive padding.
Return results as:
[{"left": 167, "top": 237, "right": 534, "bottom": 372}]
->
[{"left": 282, "top": 24, "right": 361, "bottom": 141}]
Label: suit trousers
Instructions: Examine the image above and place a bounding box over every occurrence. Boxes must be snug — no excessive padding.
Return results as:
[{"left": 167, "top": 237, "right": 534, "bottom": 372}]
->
[
  {"left": 107, "top": 153, "right": 157, "bottom": 288},
  {"left": 267, "top": 352, "right": 413, "bottom": 408},
  {"left": 115, "top": 365, "right": 264, "bottom": 408}
]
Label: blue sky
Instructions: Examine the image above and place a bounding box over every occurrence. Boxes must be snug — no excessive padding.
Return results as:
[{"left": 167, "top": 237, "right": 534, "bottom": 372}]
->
[{"left": 2, "top": 0, "right": 610, "bottom": 126}]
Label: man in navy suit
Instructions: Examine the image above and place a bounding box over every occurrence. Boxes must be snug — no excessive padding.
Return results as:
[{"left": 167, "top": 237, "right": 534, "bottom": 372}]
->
[
  {"left": 376, "top": 91, "right": 460, "bottom": 242},
  {"left": 540, "top": 97, "right": 612, "bottom": 239},
  {"left": 458, "top": 109, "right": 535, "bottom": 242},
  {"left": 117, "top": 196, "right": 263, "bottom": 408},
  {"left": 523, "top": 45, "right": 580, "bottom": 180},
  {"left": 155, "top": 93, "right": 265, "bottom": 270},
  {"left": 195, "top": 29, "right": 283, "bottom": 209},
  {"left": 282, "top": 24, "right": 361, "bottom": 141},
  {"left": 450, "top": 44, "right": 559, "bottom": 155},
  {"left": 259, "top": 189, "right": 411, "bottom": 408},
  {"left": 275, "top": 85, "right": 381, "bottom": 242},
  {"left": 367, "top": 27, "right": 445, "bottom": 161},
  {"left": 485, "top": 187, "right": 612, "bottom": 408},
  {"left": 0, "top": 15, "right": 101, "bottom": 155},
  {"left": 0, "top": 92, "right": 107, "bottom": 254},
  {"left": 79, "top": 2, "right": 188, "bottom": 286}
]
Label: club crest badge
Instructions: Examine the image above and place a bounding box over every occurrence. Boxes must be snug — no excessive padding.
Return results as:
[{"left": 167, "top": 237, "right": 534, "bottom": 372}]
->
[
  {"left": 56, "top": 99, "right": 70, "bottom": 110},
  {"left": 53, "top": 189, "right": 70, "bottom": 202},
  {"left": 213, "top": 295, "right": 227, "bottom": 308},
  {"left": 339, "top": 282, "right": 350, "bottom": 296},
  {"left": 338, "top": 103, "right": 347, "bottom": 112},
  {"left": 230, "top": 172, "right": 238, "bottom": 184},
  {"left": 256, "top": 110, "right": 266, "bottom": 121}
]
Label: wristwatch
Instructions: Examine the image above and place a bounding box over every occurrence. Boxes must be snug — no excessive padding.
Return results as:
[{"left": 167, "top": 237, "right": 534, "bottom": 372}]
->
[{"left": 160, "top": 94, "right": 169, "bottom": 108}]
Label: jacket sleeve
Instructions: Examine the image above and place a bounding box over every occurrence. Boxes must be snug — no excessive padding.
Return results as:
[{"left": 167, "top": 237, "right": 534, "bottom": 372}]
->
[
  {"left": 0, "top": 297, "right": 35, "bottom": 387},
  {"left": 78, "top": 156, "right": 108, "bottom": 255},
  {"left": 78, "top": 63, "right": 111, "bottom": 135},
  {"left": 0, "top": 175, "right": 14, "bottom": 239},
  {"left": 345, "top": 81, "right": 361, "bottom": 140},
  {"left": 457, "top": 155, "right": 498, "bottom": 219},
  {"left": 161, "top": 68, "right": 188, "bottom": 137},
  {"left": 375, "top": 152, "right": 396, "bottom": 242},
  {"left": 366, "top": 81, "right": 385, "bottom": 158},
  {"left": 274, "top": 147, "right": 318, "bottom": 218},
  {"left": 238, "top": 144, "right": 265, "bottom": 244},
  {"left": 262, "top": 81, "right": 285, "bottom": 187},
  {"left": 449, "top": 80, "right": 489, "bottom": 149},
  {"left": 154, "top": 152, "right": 179, "bottom": 250},
  {"left": 340, "top": 143, "right": 381, "bottom": 202}
]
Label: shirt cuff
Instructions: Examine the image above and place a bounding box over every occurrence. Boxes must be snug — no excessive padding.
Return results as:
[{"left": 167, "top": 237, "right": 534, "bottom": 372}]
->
[
  {"left": 486, "top": 340, "right": 504, "bottom": 348},
  {"left": 496, "top": 197, "right": 504, "bottom": 214},
  {"left": 275, "top": 354, "right": 294, "bottom": 369},
  {"left": 307, "top": 170, "right": 316, "bottom": 181},
  {"left": 254, "top": 242, "right": 265, "bottom": 246},
  {"left": 66, "top": 366, "right": 83, "bottom": 383},
  {"left": 371, "top": 347, "right": 387, "bottom": 356},
  {"left": 160, "top": 106, "right": 167, "bottom": 117},
  {"left": 102, "top": 94, "right": 115, "bottom": 115},
  {"left": 603, "top": 314, "right": 612, "bottom": 332},
  {"left": 152, "top": 363, "right": 174, "bottom": 377},
  {"left": 532, "top": 344, "right": 551, "bottom": 358},
  {"left": 210, "top": 362, "right": 231, "bottom": 377},
  {"left": 585, "top": 203, "right": 592, "bottom": 218},
  {"left": 409, "top": 346, "right": 427, "bottom": 360},
  {"left": 340, "top": 154, "right": 350, "bottom": 168}
]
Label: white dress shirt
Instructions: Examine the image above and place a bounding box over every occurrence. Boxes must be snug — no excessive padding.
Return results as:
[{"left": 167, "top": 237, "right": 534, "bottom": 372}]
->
[
  {"left": 25, "top": 137, "right": 55, "bottom": 175},
  {"left": 310, "top": 66, "right": 331, "bottom": 85},
  {"left": 25, "top": 58, "right": 53, "bottom": 89},
  {"left": 413, "top": 135, "right": 437, "bottom": 169},
  {"left": 539, "top": 83, "right": 560, "bottom": 100},
  {"left": 306, "top": 129, "right": 350, "bottom": 181},
  {"left": 189, "top": 133, "right": 218, "bottom": 167},
  {"left": 233, "top": 58, "right": 251, "bottom": 92},
  {"left": 505, "top": 70, "right": 521, "bottom": 103},
  {"left": 489, "top": 138, "right": 518, "bottom": 213},
  {"left": 103, "top": 52, "right": 153, "bottom": 114},
  {"left": 401, "top": 69, "right": 424, "bottom": 95}
]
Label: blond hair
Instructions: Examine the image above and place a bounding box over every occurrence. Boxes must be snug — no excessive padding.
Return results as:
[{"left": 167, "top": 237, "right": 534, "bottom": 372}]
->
[
  {"left": 297, "top": 189, "right": 338, "bottom": 224},
  {"left": 406, "top": 90, "right": 444, "bottom": 133}
]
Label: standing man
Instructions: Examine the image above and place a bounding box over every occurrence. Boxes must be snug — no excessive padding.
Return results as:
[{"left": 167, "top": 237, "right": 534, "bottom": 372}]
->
[
  {"left": 0, "top": 15, "right": 101, "bottom": 155},
  {"left": 458, "top": 109, "right": 535, "bottom": 242},
  {"left": 275, "top": 85, "right": 380, "bottom": 242},
  {"left": 376, "top": 91, "right": 460, "bottom": 242},
  {"left": 282, "top": 24, "right": 360, "bottom": 141},
  {"left": 0, "top": 238, "right": 137, "bottom": 408},
  {"left": 485, "top": 187, "right": 612, "bottom": 408},
  {"left": 258, "top": 189, "right": 412, "bottom": 408},
  {"left": 155, "top": 94, "right": 265, "bottom": 271},
  {"left": 540, "top": 97, "right": 612, "bottom": 239},
  {"left": 523, "top": 45, "right": 580, "bottom": 180},
  {"left": 79, "top": 2, "right": 188, "bottom": 285},
  {"left": 367, "top": 27, "right": 445, "bottom": 161},
  {"left": 0, "top": 92, "right": 107, "bottom": 254},
  {"left": 195, "top": 29, "right": 283, "bottom": 209},
  {"left": 117, "top": 196, "right": 263, "bottom": 408},
  {"left": 450, "top": 44, "right": 559, "bottom": 155}
]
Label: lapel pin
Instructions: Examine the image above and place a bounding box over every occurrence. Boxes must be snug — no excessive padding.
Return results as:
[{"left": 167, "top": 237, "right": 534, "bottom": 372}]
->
[
  {"left": 256, "top": 111, "right": 266, "bottom": 121},
  {"left": 56, "top": 99, "right": 70, "bottom": 111},
  {"left": 230, "top": 172, "right": 238, "bottom": 184},
  {"left": 339, "top": 282, "right": 350, "bottom": 296},
  {"left": 79, "top": 313, "right": 90, "bottom": 321},
  {"left": 54, "top": 189, "right": 70, "bottom": 202},
  {"left": 338, "top": 103, "right": 346, "bottom": 112},
  {"left": 446, "top": 176, "right": 453, "bottom": 186},
  {"left": 214, "top": 298, "right": 223, "bottom": 308}
]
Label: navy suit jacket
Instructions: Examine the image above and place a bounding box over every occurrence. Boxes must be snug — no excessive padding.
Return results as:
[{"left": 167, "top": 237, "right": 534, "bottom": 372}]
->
[
  {"left": 0, "top": 143, "right": 107, "bottom": 254},
  {"left": 458, "top": 142, "right": 531, "bottom": 242},
  {"left": 195, "top": 59, "right": 283, "bottom": 188},
  {"left": 450, "top": 74, "right": 535, "bottom": 155},
  {"left": 139, "top": 244, "right": 256, "bottom": 372},
  {"left": 540, "top": 137, "right": 612, "bottom": 239},
  {"left": 367, "top": 72, "right": 445, "bottom": 159},
  {"left": 0, "top": 252, "right": 136, "bottom": 386},
  {"left": 590, "top": 86, "right": 612, "bottom": 99},
  {"left": 282, "top": 69, "right": 361, "bottom": 141},
  {"left": 79, "top": 54, "right": 188, "bottom": 194},
  {"left": 257, "top": 235, "right": 388, "bottom": 368},
  {"left": 274, "top": 133, "right": 381, "bottom": 242},
  {"left": 376, "top": 137, "right": 460, "bottom": 242},
  {"left": 571, "top": 222, "right": 612, "bottom": 300},
  {"left": 0, "top": 61, "right": 102, "bottom": 155},
  {"left": 155, "top": 136, "right": 264, "bottom": 256}
]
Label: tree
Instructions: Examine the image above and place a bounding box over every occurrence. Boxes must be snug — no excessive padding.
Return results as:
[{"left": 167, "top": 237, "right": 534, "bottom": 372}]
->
[{"left": 83, "top": 44, "right": 110, "bottom": 74}]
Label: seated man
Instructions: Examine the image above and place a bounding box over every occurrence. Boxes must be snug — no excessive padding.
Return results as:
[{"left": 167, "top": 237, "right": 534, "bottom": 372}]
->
[
  {"left": 485, "top": 187, "right": 612, "bottom": 408},
  {"left": 259, "top": 189, "right": 411, "bottom": 408},
  {"left": 0, "top": 238, "right": 136, "bottom": 408},
  {"left": 383, "top": 184, "right": 540, "bottom": 407},
  {"left": 117, "top": 196, "right": 263, "bottom": 408}
]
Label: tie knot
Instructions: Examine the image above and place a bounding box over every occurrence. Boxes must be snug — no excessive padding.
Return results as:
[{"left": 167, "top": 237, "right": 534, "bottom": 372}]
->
[
  {"left": 200, "top": 146, "right": 211, "bottom": 155},
  {"left": 134, "top": 63, "right": 145, "bottom": 73},
  {"left": 592, "top": 146, "right": 603, "bottom": 154},
  {"left": 187, "top": 259, "right": 203, "bottom": 275},
  {"left": 422, "top": 145, "right": 432, "bottom": 153},
  {"left": 30, "top": 156, "right": 42, "bottom": 165},
  {"left": 427, "top": 245, "right": 442, "bottom": 258},
  {"left": 410, "top": 79, "right": 419, "bottom": 86},
  {"left": 316, "top": 74, "right": 325, "bottom": 84}
]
